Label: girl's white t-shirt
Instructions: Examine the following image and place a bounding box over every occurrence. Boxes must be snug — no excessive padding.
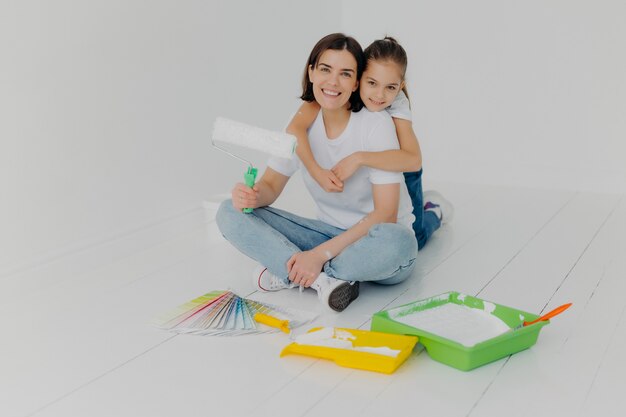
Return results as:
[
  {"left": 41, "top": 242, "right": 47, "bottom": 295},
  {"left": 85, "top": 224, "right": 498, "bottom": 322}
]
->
[
  {"left": 268, "top": 108, "right": 415, "bottom": 230},
  {"left": 387, "top": 91, "right": 412, "bottom": 121}
]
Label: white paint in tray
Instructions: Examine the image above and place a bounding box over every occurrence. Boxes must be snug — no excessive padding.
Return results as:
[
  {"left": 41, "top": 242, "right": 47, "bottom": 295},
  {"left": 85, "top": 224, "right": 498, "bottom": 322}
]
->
[
  {"left": 293, "top": 327, "right": 401, "bottom": 357},
  {"left": 391, "top": 302, "right": 511, "bottom": 347}
]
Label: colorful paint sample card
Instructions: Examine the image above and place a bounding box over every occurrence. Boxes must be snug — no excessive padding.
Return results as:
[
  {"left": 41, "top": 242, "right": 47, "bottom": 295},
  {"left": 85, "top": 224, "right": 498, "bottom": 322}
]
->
[{"left": 153, "top": 290, "right": 317, "bottom": 336}]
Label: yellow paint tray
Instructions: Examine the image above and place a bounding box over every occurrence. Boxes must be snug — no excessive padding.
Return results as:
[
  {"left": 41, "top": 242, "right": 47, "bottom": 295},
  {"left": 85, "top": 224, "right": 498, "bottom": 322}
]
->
[{"left": 280, "top": 327, "right": 418, "bottom": 374}]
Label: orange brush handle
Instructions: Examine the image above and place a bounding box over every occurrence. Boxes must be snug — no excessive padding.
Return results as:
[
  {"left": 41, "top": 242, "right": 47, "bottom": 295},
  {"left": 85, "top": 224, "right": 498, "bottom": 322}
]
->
[{"left": 524, "top": 302, "right": 572, "bottom": 326}]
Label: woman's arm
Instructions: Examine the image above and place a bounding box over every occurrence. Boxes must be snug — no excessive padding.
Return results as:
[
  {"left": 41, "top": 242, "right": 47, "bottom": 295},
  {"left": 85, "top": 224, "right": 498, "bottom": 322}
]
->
[
  {"left": 231, "top": 167, "right": 289, "bottom": 211},
  {"left": 331, "top": 118, "right": 423, "bottom": 181},
  {"left": 287, "top": 101, "right": 343, "bottom": 192},
  {"left": 286, "top": 182, "right": 400, "bottom": 286}
]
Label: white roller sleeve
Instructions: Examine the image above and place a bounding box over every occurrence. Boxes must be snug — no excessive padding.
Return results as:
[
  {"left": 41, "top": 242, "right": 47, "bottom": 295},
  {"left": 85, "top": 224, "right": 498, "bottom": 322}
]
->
[{"left": 212, "top": 117, "right": 296, "bottom": 159}]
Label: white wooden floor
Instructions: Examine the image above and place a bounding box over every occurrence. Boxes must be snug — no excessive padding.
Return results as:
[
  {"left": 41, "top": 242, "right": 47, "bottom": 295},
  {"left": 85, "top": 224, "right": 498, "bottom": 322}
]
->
[{"left": 2, "top": 181, "right": 625, "bottom": 417}]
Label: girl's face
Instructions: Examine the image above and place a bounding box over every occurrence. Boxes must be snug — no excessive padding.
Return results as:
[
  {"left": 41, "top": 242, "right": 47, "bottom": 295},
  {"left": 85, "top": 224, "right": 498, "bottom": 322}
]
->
[
  {"left": 308, "top": 49, "right": 359, "bottom": 111},
  {"left": 360, "top": 60, "right": 404, "bottom": 112}
]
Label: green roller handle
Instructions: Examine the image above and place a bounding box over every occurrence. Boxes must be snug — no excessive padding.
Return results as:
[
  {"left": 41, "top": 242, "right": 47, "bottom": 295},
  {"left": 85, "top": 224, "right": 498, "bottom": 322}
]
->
[{"left": 243, "top": 166, "right": 258, "bottom": 213}]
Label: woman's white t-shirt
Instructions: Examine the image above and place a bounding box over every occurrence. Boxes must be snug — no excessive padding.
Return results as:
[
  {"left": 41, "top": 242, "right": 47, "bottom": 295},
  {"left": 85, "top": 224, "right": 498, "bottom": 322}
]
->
[{"left": 268, "top": 108, "right": 414, "bottom": 230}]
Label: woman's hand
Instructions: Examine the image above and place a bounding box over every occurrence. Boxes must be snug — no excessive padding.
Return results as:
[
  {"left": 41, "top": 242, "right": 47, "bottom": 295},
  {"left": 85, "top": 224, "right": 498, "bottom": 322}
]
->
[
  {"left": 312, "top": 167, "right": 343, "bottom": 193},
  {"left": 332, "top": 152, "right": 363, "bottom": 182},
  {"left": 286, "top": 250, "right": 327, "bottom": 287},
  {"left": 231, "top": 182, "right": 260, "bottom": 211}
]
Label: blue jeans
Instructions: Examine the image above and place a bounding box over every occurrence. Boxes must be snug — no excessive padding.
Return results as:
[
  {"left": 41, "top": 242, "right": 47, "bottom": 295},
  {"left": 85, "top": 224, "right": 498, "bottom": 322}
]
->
[
  {"left": 404, "top": 169, "right": 440, "bottom": 249},
  {"left": 216, "top": 200, "right": 417, "bottom": 285}
]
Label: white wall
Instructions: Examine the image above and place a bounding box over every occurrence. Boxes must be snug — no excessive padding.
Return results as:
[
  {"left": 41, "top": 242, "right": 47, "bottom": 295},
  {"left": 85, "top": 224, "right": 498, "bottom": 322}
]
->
[
  {"left": 342, "top": 0, "right": 626, "bottom": 193},
  {"left": 3, "top": 0, "right": 625, "bottom": 274},
  {"left": 0, "top": 0, "right": 339, "bottom": 273}
]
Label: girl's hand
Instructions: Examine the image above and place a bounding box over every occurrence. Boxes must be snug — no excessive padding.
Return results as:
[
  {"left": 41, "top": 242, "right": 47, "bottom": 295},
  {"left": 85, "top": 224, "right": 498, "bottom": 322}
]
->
[
  {"left": 286, "top": 250, "right": 327, "bottom": 287},
  {"left": 231, "top": 182, "right": 260, "bottom": 211},
  {"left": 332, "top": 152, "right": 362, "bottom": 182},
  {"left": 312, "top": 168, "right": 343, "bottom": 193}
]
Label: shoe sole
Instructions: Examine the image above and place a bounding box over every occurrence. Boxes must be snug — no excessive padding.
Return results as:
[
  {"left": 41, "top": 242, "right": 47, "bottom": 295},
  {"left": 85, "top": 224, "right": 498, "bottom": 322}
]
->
[{"left": 328, "top": 281, "right": 360, "bottom": 312}]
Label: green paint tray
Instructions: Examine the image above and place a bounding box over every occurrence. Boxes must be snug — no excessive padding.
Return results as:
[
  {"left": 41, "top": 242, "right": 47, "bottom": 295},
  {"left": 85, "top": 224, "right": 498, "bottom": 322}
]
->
[{"left": 371, "top": 291, "right": 549, "bottom": 371}]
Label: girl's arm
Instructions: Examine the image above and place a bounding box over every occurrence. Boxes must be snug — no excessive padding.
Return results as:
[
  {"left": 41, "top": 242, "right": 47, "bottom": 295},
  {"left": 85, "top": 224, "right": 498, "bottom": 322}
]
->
[
  {"left": 286, "top": 101, "right": 343, "bottom": 192},
  {"left": 331, "top": 118, "right": 422, "bottom": 181},
  {"left": 285, "top": 182, "right": 400, "bottom": 286},
  {"left": 231, "top": 167, "right": 289, "bottom": 211}
]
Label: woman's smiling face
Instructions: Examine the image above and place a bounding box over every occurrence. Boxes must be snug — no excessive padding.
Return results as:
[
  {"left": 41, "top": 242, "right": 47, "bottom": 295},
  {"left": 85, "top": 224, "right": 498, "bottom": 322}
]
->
[{"left": 308, "top": 49, "right": 359, "bottom": 111}]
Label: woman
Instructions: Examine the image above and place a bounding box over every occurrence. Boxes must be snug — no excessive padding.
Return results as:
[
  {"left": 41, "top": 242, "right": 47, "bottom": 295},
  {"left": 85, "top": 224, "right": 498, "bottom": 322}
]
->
[{"left": 216, "top": 33, "right": 417, "bottom": 312}]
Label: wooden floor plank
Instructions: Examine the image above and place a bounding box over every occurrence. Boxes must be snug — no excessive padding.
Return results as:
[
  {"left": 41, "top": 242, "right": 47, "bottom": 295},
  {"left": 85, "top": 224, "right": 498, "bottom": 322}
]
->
[
  {"left": 478, "top": 192, "right": 621, "bottom": 312},
  {"left": 579, "top": 278, "right": 626, "bottom": 416}
]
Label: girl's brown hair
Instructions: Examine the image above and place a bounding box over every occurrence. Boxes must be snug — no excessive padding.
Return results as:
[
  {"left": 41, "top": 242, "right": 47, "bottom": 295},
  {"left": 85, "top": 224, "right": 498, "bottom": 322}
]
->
[
  {"left": 300, "top": 33, "right": 365, "bottom": 112},
  {"left": 364, "top": 36, "right": 410, "bottom": 101}
]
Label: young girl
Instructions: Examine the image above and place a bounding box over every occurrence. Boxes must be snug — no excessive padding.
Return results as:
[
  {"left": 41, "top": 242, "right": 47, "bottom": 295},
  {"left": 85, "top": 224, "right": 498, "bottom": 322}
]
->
[
  {"left": 216, "top": 33, "right": 417, "bottom": 312},
  {"left": 287, "top": 37, "right": 452, "bottom": 250}
]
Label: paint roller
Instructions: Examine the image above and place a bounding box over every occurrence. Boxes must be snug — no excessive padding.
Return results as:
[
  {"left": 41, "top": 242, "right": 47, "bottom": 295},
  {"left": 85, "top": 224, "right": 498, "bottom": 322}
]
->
[{"left": 211, "top": 117, "right": 297, "bottom": 213}]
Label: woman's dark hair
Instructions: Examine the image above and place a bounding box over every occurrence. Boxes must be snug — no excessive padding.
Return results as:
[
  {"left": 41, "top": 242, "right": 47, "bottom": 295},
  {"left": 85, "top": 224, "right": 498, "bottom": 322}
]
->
[
  {"left": 300, "top": 33, "right": 365, "bottom": 112},
  {"left": 364, "top": 36, "right": 410, "bottom": 101}
]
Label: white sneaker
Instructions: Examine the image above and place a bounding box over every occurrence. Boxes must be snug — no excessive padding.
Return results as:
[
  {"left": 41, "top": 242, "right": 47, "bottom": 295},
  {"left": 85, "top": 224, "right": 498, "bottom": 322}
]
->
[
  {"left": 253, "top": 265, "right": 295, "bottom": 292},
  {"left": 423, "top": 190, "right": 454, "bottom": 224},
  {"left": 309, "top": 272, "right": 359, "bottom": 312}
]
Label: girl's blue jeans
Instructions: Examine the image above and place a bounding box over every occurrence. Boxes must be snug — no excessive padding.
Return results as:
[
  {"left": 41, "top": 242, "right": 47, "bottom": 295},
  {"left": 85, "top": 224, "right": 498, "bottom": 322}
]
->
[
  {"left": 404, "top": 169, "right": 440, "bottom": 249},
  {"left": 216, "top": 200, "right": 417, "bottom": 285}
]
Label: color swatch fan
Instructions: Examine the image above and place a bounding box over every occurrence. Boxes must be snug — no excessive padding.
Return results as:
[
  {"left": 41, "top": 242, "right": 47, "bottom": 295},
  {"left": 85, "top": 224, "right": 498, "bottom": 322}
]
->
[{"left": 153, "top": 290, "right": 317, "bottom": 336}]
